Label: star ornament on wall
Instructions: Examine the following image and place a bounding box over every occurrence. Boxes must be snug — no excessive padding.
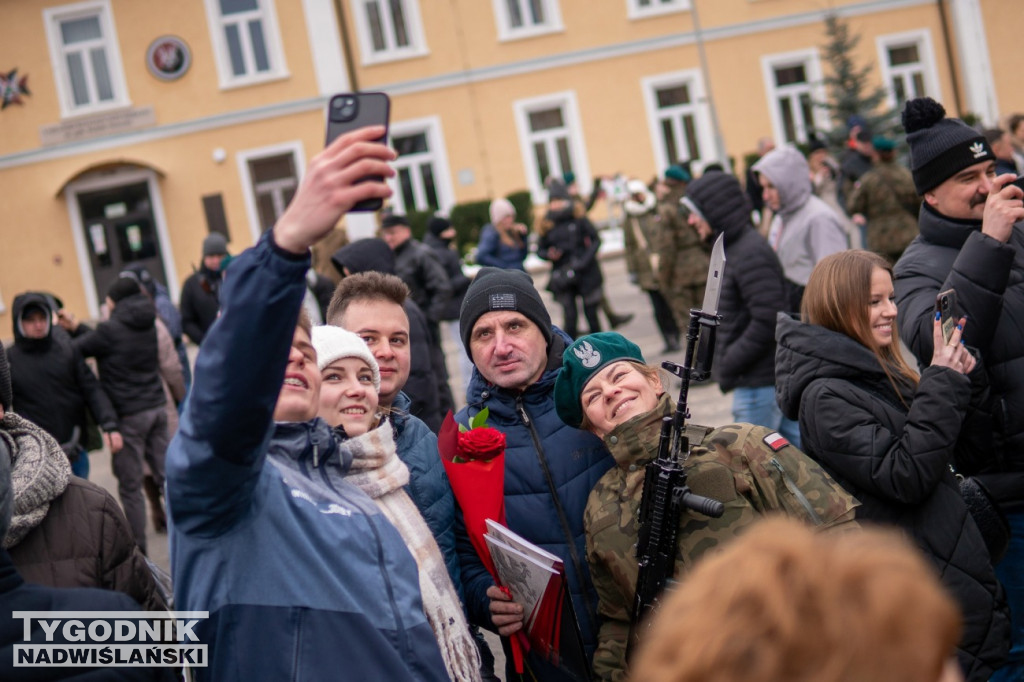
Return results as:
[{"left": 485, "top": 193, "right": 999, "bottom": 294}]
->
[{"left": 0, "top": 69, "right": 30, "bottom": 109}]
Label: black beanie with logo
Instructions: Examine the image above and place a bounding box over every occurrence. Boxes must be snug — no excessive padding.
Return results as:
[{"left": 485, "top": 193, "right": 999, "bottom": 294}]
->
[
  {"left": 903, "top": 97, "right": 995, "bottom": 194},
  {"left": 459, "top": 267, "right": 551, "bottom": 358}
]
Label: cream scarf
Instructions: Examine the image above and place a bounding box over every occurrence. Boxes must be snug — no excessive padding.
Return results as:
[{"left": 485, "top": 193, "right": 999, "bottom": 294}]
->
[{"left": 341, "top": 422, "right": 481, "bottom": 682}]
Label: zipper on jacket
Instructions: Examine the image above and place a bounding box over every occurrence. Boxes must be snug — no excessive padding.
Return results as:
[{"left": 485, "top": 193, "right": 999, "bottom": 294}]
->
[
  {"left": 770, "top": 457, "right": 822, "bottom": 525},
  {"left": 515, "top": 395, "right": 598, "bottom": 629}
]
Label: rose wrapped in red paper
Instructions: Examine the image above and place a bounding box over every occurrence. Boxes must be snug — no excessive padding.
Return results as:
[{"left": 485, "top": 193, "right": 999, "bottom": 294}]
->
[{"left": 456, "top": 424, "right": 506, "bottom": 463}]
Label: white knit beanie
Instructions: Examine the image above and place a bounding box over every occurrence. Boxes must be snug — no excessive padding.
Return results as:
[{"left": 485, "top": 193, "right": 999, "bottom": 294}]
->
[{"left": 310, "top": 326, "right": 381, "bottom": 391}]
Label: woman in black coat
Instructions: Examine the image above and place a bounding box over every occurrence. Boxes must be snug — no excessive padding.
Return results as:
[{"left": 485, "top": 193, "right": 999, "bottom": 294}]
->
[
  {"left": 537, "top": 181, "right": 603, "bottom": 339},
  {"left": 775, "top": 249, "right": 1010, "bottom": 681}
]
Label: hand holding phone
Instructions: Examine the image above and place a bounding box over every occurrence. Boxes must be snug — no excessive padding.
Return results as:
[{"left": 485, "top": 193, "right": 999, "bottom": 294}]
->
[
  {"left": 325, "top": 92, "right": 391, "bottom": 212},
  {"left": 935, "top": 289, "right": 959, "bottom": 345}
]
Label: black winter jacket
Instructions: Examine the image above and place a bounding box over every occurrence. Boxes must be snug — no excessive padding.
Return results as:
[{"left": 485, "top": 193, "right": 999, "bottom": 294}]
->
[
  {"left": 775, "top": 314, "right": 1011, "bottom": 681},
  {"left": 179, "top": 265, "right": 222, "bottom": 345},
  {"left": 894, "top": 205, "right": 1024, "bottom": 509},
  {"left": 7, "top": 293, "right": 119, "bottom": 443},
  {"left": 538, "top": 209, "right": 603, "bottom": 297},
  {"left": 423, "top": 233, "right": 470, "bottom": 321},
  {"left": 685, "top": 173, "right": 787, "bottom": 392},
  {"left": 73, "top": 293, "right": 166, "bottom": 416},
  {"left": 392, "top": 238, "right": 452, "bottom": 324}
]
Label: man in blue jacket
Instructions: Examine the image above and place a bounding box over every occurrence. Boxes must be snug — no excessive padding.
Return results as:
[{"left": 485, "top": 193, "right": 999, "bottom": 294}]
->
[
  {"left": 456, "top": 267, "right": 615, "bottom": 680},
  {"left": 166, "top": 125, "right": 448, "bottom": 682}
]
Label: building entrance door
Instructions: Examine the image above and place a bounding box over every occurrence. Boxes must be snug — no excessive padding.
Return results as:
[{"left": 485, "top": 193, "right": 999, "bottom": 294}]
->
[{"left": 76, "top": 181, "right": 168, "bottom": 308}]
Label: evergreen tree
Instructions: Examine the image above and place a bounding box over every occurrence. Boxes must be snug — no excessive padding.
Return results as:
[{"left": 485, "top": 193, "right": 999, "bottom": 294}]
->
[{"left": 817, "top": 14, "right": 895, "bottom": 147}]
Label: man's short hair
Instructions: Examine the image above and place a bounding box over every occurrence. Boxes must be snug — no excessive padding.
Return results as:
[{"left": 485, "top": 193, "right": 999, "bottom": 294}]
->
[
  {"left": 983, "top": 128, "right": 1006, "bottom": 146},
  {"left": 326, "top": 272, "right": 409, "bottom": 325},
  {"left": 1008, "top": 114, "right": 1024, "bottom": 136}
]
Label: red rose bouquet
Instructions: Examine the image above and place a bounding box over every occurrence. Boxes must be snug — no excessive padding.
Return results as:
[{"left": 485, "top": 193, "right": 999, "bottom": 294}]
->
[{"left": 438, "top": 409, "right": 526, "bottom": 671}]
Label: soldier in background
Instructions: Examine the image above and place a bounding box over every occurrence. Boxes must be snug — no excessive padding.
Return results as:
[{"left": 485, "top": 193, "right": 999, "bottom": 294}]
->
[
  {"left": 653, "top": 165, "right": 709, "bottom": 331},
  {"left": 846, "top": 136, "right": 920, "bottom": 263},
  {"left": 553, "top": 332, "right": 860, "bottom": 682}
]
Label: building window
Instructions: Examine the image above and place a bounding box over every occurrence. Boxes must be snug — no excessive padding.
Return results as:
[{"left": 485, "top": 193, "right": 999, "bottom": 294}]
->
[
  {"left": 761, "top": 49, "right": 828, "bottom": 145},
  {"left": 492, "top": 0, "right": 563, "bottom": 41},
  {"left": 627, "top": 0, "right": 689, "bottom": 20},
  {"left": 204, "top": 0, "right": 288, "bottom": 88},
  {"left": 388, "top": 117, "right": 455, "bottom": 214},
  {"left": 877, "top": 30, "right": 940, "bottom": 110},
  {"left": 514, "top": 92, "right": 590, "bottom": 203},
  {"left": 352, "top": 0, "right": 428, "bottom": 65},
  {"left": 642, "top": 70, "right": 716, "bottom": 174},
  {"left": 237, "top": 142, "right": 305, "bottom": 240},
  {"left": 43, "top": 0, "right": 130, "bottom": 117}
]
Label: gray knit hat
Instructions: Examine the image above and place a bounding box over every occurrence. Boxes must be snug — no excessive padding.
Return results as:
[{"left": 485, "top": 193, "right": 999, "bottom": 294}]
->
[
  {"left": 202, "top": 232, "right": 229, "bottom": 257},
  {"left": 459, "top": 267, "right": 551, "bottom": 358},
  {"left": 903, "top": 97, "right": 994, "bottom": 194}
]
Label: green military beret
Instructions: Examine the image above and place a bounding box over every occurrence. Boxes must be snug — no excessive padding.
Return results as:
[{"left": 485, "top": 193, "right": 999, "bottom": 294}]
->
[
  {"left": 872, "top": 135, "right": 896, "bottom": 152},
  {"left": 555, "top": 332, "right": 646, "bottom": 429},
  {"left": 664, "top": 165, "right": 691, "bottom": 183}
]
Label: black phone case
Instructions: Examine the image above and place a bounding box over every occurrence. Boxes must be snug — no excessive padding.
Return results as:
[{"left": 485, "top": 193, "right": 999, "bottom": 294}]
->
[{"left": 325, "top": 92, "right": 390, "bottom": 212}]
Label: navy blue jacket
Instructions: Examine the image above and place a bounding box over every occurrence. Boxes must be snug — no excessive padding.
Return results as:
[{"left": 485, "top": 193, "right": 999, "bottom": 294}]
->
[
  {"left": 476, "top": 223, "right": 528, "bottom": 271},
  {"left": 455, "top": 331, "right": 614, "bottom": 671},
  {"left": 392, "top": 391, "right": 461, "bottom": 596},
  {"left": 166, "top": 232, "right": 448, "bottom": 682}
]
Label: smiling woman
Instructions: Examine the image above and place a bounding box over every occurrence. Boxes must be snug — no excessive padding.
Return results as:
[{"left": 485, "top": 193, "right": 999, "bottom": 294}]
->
[
  {"left": 311, "top": 325, "right": 381, "bottom": 437},
  {"left": 553, "top": 332, "right": 859, "bottom": 681}
]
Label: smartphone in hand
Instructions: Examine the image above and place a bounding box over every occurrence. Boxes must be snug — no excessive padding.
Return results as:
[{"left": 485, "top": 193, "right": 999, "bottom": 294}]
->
[
  {"left": 325, "top": 92, "right": 390, "bottom": 212},
  {"left": 935, "top": 288, "right": 959, "bottom": 345}
]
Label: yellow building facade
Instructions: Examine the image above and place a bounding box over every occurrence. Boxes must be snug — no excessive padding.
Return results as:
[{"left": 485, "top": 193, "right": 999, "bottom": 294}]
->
[{"left": 1, "top": 0, "right": 1020, "bottom": 334}]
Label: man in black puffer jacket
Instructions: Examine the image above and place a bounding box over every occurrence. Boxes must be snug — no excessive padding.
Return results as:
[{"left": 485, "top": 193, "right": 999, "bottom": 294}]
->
[
  {"left": 64, "top": 278, "right": 168, "bottom": 555},
  {"left": 894, "top": 97, "right": 1024, "bottom": 681},
  {"left": 683, "top": 170, "right": 801, "bottom": 447}
]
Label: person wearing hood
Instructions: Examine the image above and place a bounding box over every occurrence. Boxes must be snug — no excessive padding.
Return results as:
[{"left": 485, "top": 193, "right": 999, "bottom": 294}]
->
[
  {"left": 0, "top": 365, "right": 173, "bottom": 681},
  {"left": 0, "top": 340, "right": 165, "bottom": 615},
  {"left": 682, "top": 171, "right": 800, "bottom": 446},
  {"left": 331, "top": 237, "right": 450, "bottom": 431},
  {"left": 538, "top": 179, "right": 605, "bottom": 339},
  {"left": 179, "top": 232, "right": 230, "bottom": 345},
  {"left": 752, "top": 145, "right": 849, "bottom": 312},
  {"left": 775, "top": 249, "right": 1011, "bottom": 681},
  {"left": 62, "top": 278, "right": 169, "bottom": 554},
  {"left": 622, "top": 178, "right": 680, "bottom": 353},
  {"left": 6, "top": 291, "right": 121, "bottom": 479}
]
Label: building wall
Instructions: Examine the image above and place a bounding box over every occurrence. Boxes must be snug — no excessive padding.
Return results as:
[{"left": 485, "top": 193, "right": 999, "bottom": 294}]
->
[{"left": 2, "top": 0, "right": 1022, "bottom": 335}]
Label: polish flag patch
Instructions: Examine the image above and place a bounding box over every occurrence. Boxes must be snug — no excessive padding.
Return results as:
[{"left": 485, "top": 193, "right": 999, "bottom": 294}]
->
[{"left": 763, "top": 432, "right": 789, "bottom": 451}]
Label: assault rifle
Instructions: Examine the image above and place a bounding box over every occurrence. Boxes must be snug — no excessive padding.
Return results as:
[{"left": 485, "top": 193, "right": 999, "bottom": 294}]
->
[{"left": 627, "top": 233, "right": 726, "bottom": 660}]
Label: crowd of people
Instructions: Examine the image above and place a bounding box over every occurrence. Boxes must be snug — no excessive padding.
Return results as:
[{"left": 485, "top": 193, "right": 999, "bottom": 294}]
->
[{"left": 1, "top": 96, "right": 1023, "bottom": 682}]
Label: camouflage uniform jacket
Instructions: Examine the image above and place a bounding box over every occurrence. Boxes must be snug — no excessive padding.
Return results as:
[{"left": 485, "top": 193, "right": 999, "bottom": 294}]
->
[
  {"left": 846, "top": 159, "right": 920, "bottom": 260},
  {"left": 654, "top": 184, "right": 709, "bottom": 294},
  {"left": 585, "top": 394, "right": 859, "bottom": 682},
  {"left": 623, "top": 201, "right": 660, "bottom": 292}
]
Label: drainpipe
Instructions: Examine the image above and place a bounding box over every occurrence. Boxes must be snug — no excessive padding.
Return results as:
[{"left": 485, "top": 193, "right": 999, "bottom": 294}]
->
[
  {"left": 936, "top": 0, "right": 963, "bottom": 116},
  {"left": 333, "top": 0, "right": 359, "bottom": 91}
]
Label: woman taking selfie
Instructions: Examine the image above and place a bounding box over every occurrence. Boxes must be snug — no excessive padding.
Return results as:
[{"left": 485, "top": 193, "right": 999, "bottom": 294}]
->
[
  {"left": 553, "top": 332, "right": 858, "bottom": 682},
  {"left": 310, "top": 325, "right": 481, "bottom": 682},
  {"left": 774, "top": 249, "right": 1010, "bottom": 681}
]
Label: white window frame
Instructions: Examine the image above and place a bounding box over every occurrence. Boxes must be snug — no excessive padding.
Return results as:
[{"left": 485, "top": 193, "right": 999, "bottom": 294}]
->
[
  {"left": 876, "top": 29, "right": 941, "bottom": 111},
  {"left": 351, "top": 0, "right": 429, "bottom": 66},
  {"left": 64, "top": 168, "right": 178, "bottom": 318},
  {"left": 760, "top": 48, "right": 830, "bottom": 146},
  {"left": 236, "top": 141, "right": 306, "bottom": 243},
  {"left": 387, "top": 116, "right": 456, "bottom": 215},
  {"left": 492, "top": 0, "right": 564, "bottom": 42},
  {"left": 203, "top": 0, "right": 289, "bottom": 90},
  {"left": 627, "top": 0, "right": 689, "bottom": 21},
  {"left": 641, "top": 69, "right": 717, "bottom": 175},
  {"left": 513, "top": 91, "right": 591, "bottom": 204},
  {"left": 43, "top": 0, "right": 130, "bottom": 119}
]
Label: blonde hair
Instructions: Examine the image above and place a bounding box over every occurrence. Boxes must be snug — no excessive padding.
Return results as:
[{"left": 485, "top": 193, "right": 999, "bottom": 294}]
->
[
  {"left": 630, "top": 518, "right": 962, "bottom": 682},
  {"left": 801, "top": 250, "right": 919, "bottom": 401}
]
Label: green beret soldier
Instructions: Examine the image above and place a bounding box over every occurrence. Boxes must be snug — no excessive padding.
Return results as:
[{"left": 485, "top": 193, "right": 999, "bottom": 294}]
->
[{"left": 554, "top": 332, "right": 860, "bottom": 682}]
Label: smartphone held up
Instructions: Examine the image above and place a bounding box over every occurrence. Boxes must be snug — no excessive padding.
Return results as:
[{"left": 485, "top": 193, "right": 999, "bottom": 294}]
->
[
  {"left": 325, "top": 92, "right": 391, "bottom": 212},
  {"left": 935, "top": 288, "right": 959, "bottom": 345}
]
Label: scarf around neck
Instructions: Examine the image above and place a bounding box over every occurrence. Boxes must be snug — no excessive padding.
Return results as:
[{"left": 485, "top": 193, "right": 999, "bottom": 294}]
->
[
  {"left": 339, "top": 422, "right": 481, "bottom": 682},
  {"left": 0, "top": 412, "right": 71, "bottom": 549}
]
